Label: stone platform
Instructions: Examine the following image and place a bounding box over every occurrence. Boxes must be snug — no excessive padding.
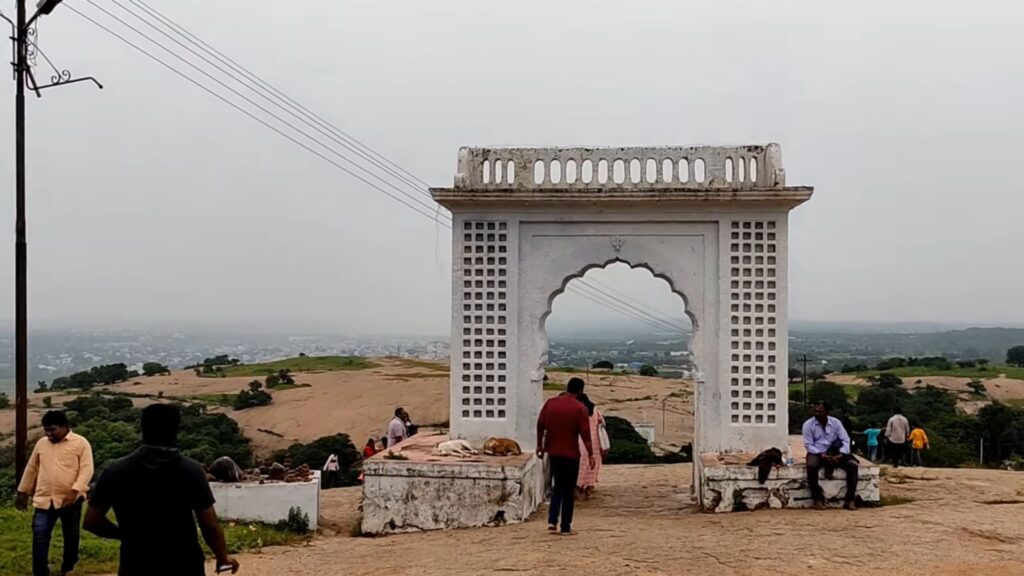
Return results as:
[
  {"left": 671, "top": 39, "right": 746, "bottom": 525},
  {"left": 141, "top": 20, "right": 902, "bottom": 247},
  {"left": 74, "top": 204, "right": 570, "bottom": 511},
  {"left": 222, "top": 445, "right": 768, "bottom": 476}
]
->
[
  {"left": 699, "top": 436, "right": 880, "bottom": 513},
  {"left": 361, "top": 434, "right": 545, "bottom": 535}
]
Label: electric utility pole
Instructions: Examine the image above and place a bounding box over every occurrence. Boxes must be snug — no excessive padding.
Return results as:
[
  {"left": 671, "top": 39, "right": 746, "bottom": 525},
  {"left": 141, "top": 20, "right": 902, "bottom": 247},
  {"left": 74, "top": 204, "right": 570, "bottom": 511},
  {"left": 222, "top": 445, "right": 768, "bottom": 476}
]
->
[{"left": 7, "top": 0, "right": 101, "bottom": 483}]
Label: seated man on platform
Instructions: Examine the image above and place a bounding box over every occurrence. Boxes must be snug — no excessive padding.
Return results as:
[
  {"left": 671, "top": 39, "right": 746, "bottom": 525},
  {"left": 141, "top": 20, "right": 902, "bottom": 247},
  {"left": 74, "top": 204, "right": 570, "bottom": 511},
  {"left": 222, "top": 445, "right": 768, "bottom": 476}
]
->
[{"left": 802, "top": 402, "right": 859, "bottom": 511}]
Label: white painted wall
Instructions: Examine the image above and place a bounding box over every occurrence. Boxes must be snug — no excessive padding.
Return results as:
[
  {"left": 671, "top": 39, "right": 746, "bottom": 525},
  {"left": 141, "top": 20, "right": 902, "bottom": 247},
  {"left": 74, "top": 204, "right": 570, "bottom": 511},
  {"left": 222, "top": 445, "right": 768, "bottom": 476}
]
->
[{"left": 211, "top": 473, "right": 320, "bottom": 529}]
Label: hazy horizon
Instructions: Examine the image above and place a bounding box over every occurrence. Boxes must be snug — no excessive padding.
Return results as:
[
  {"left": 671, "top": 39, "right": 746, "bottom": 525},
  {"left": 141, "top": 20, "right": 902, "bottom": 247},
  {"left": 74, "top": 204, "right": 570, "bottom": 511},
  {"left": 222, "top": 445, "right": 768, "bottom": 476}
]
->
[{"left": 1, "top": 0, "right": 1022, "bottom": 334}]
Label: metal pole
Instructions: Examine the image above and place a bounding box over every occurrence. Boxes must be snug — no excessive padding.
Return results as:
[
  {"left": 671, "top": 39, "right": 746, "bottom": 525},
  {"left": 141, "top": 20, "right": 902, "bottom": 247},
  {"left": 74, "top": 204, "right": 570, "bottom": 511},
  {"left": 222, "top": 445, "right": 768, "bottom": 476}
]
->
[
  {"left": 14, "top": 0, "right": 28, "bottom": 483},
  {"left": 801, "top": 354, "right": 808, "bottom": 406}
]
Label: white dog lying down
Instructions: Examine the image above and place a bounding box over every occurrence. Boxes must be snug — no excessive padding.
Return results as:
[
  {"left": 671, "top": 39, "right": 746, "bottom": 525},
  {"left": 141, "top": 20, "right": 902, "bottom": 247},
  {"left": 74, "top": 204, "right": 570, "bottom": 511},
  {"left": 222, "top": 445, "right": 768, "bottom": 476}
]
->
[{"left": 432, "top": 439, "right": 478, "bottom": 458}]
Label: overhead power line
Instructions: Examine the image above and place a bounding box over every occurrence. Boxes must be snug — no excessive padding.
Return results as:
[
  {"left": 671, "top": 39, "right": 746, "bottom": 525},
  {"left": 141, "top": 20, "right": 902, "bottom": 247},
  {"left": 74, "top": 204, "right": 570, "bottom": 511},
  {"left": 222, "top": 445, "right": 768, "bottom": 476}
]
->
[
  {"left": 69, "top": 0, "right": 692, "bottom": 335},
  {"left": 71, "top": 0, "right": 449, "bottom": 226},
  {"left": 586, "top": 276, "right": 690, "bottom": 325},
  {"left": 124, "top": 0, "right": 433, "bottom": 197},
  {"left": 568, "top": 283, "right": 685, "bottom": 335}
]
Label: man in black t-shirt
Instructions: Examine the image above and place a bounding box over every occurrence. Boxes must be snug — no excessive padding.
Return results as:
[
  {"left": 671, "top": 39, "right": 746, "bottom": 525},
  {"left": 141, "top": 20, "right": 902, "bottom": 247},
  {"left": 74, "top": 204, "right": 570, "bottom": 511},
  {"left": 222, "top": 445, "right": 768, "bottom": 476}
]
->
[{"left": 83, "top": 404, "right": 238, "bottom": 575}]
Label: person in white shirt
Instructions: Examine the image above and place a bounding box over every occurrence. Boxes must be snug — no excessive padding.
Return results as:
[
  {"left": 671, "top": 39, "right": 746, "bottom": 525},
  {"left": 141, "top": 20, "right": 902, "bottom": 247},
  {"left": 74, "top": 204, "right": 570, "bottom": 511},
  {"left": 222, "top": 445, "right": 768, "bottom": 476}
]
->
[
  {"left": 322, "top": 454, "right": 340, "bottom": 488},
  {"left": 885, "top": 411, "right": 911, "bottom": 467},
  {"left": 386, "top": 407, "right": 409, "bottom": 449}
]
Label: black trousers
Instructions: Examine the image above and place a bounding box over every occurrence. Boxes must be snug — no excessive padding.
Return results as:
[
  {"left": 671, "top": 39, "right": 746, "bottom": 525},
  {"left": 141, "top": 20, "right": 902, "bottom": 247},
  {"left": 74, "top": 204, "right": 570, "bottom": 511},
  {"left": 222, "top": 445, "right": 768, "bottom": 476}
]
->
[
  {"left": 888, "top": 441, "right": 908, "bottom": 466},
  {"left": 547, "top": 456, "right": 580, "bottom": 532},
  {"left": 806, "top": 453, "right": 859, "bottom": 504}
]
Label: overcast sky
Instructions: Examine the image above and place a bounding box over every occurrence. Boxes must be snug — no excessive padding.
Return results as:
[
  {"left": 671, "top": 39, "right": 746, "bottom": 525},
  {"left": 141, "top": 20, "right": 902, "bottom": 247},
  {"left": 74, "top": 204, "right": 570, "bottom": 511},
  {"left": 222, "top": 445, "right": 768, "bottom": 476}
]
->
[{"left": 0, "top": 0, "right": 1020, "bottom": 335}]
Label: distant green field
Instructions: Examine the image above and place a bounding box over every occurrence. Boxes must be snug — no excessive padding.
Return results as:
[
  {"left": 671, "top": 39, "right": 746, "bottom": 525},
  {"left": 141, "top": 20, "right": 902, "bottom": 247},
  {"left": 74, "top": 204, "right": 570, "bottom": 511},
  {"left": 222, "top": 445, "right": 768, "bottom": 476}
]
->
[
  {"left": 214, "top": 356, "right": 377, "bottom": 378},
  {"left": 853, "top": 364, "right": 1024, "bottom": 380},
  {"left": 789, "top": 382, "right": 863, "bottom": 401},
  {"left": 0, "top": 506, "right": 305, "bottom": 576}
]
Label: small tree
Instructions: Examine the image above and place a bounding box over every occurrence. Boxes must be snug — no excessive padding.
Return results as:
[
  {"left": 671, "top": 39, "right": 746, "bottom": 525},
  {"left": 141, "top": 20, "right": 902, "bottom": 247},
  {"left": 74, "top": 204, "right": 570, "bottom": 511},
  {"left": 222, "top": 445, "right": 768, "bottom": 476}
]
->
[
  {"left": 34, "top": 381, "right": 47, "bottom": 393},
  {"left": 591, "top": 360, "right": 614, "bottom": 370},
  {"left": 639, "top": 364, "right": 659, "bottom": 377},
  {"left": 788, "top": 367, "right": 802, "bottom": 382},
  {"left": 0, "top": 393, "right": 10, "bottom": 409},
  {"left": 1007, "top": 346, "right": 1024, "bottom": 367},
  {"left": 872, "top": 373, "right": 904, "bottom": 389},
  {"left": 265, "top": 374, "right": 281, "bottom": 388},
  {"left": 142, "top": 362, "right": 171, "bottom": 377},
  {"left": 42, "top": 396, "right": 53, "bottom": 409}
]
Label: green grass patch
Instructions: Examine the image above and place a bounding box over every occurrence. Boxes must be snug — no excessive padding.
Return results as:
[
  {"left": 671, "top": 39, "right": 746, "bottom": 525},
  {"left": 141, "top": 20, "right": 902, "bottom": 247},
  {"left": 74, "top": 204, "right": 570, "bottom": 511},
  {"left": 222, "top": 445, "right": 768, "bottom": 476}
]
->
[
  {"left": 789, "top": 382, "right": 863, "bottom": 400},
  {"left": 878, "top": 494, "right": 914, "bottom": 507},
  {"left": 188, "top": 393, "right": 238, "bottom": 407},
  {"left": 392, "top": 358, "right": 449, "bottom": 372},
  {"left": 216, "top": 356, "right": 378, "bottom": 378},
  {"left": 854, "top": 364, "right": 1024, "bottom": 380},
  {"left": 265, "top": 382, "right": 312, "bottom": 391},
  {"left": 1005, "top": 398, "right": 1024, "bottom": 409},
  {"left": 543, "top": 381, "right": 566, "bottom": 392},
  {"left": 0, "top": 506, "right": 306, "bottom": 576}
]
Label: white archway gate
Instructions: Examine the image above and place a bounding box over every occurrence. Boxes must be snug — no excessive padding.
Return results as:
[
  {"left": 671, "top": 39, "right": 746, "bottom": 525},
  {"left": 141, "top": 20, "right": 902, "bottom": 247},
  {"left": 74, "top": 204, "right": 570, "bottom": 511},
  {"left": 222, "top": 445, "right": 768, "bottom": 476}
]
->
[{"left": 432, "top": 144, "right": 813, "bottom": 463}]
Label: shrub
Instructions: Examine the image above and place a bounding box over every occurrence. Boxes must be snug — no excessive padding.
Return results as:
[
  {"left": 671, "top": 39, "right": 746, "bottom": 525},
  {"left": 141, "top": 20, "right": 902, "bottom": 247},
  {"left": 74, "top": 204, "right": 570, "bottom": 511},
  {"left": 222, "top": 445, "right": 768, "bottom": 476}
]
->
[
  {"left": 591, "top": 360, "right": 614, "bottom": 370},
  {"left": 639, "top": 364, "right": 659, "bottom": 377},
  {"left": 275, "top": 507, "right": 310, "bottom": 534},
  {"left": 142, "top": 362, "right": 171, "bottom": 377},
  {"left": 272, "top": 434, "right": 361, "bottom": 487},
  {"left": 603, "top": 416, "right": 655, "bottom": 464},
  {"left": 0, "top": 394, "right": 9, "bottom": 409}
]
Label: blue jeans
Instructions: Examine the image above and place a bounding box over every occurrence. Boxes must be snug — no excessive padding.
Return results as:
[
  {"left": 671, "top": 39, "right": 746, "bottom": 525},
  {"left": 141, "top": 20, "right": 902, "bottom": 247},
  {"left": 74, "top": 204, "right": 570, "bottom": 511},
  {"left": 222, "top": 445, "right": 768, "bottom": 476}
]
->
[
  {"left": 547, "top": 456, "right": 580, "bottom": 533},
  {"left": 868, "top": 445, "right": 878, "bottom": 462},
  {"left": 32, "top": 501, "right": 82, "bottom": 576}
]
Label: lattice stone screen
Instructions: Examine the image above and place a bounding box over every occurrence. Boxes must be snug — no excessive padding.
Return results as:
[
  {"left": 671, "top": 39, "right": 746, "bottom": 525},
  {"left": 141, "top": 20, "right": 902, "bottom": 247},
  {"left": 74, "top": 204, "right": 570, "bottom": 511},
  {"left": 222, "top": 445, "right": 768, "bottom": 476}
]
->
[
  {"left": 457, "top": 221, "right": 510, "bottom": 420},
  {"left": 728, "top": 220, "right": 780, "bottom": 425}
]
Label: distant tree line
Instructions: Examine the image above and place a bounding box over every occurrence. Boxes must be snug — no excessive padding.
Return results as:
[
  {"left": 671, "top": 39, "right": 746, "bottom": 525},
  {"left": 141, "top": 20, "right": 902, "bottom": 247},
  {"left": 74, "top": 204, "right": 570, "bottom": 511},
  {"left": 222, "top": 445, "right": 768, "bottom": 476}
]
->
[
  {"left": 49, "top": 363, "right": 137, "bottom": 391},
  {"left": 61, "top": 394, "right": 253, "bottom": 471},
  {"left": 790, "top": 376, "right": 1024, "bottom": 467}
]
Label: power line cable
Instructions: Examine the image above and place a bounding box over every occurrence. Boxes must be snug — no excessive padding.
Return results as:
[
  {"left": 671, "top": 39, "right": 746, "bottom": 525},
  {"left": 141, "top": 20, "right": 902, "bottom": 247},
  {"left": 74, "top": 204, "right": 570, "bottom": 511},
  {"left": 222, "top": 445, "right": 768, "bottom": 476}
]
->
[
  {"left": 71, "top": 3, "right": 693, "bottom": 332},
  {"left": 575, "top": 278, "right": 687, "bottom": 333},
  {"left": 127, "top": 0, "right": 433, "bottom": 195},
  {"left": 568, "top": 284, "right": 684, "bottom": 335},
  {"left": 586, "top": 276, "right": 690, "bottom": 325},
  {"left": 78, "top": 0, "right": 447, "bottom": 224},
  {"left": 66, "top": 3, "right": 449, "bottom": 226},
  {"left": 115, "top": 0, "right": 436, "bottom": 202}
]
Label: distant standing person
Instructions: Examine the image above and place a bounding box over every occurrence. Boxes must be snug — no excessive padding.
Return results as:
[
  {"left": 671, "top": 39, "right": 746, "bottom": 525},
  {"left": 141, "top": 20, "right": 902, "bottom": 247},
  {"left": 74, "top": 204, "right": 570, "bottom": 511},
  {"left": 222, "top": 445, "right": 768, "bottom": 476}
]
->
[
  {"left": 908, "top": 424, "right": 930, "bottom": 466},
  {"left": 861, "top": 424, "right": 883, "bottom": 462},
  {"left": 575, "top": 393, "right": 606, "bottom": 499},
  {"left": 387, "top": 407, "right": 409, "bottom": 448},
  {"left": 802, "top": 402, "right": 859, "bottom": 511},
  {"left": 83, "top": 403, "right": 239, "bottom": 575},
  {"left": 885, "top": 410, "right": 911, "bottom": 467},
  {"left": 16, "top": 410, "right": 94, "bottom": 576},
  {"left": 536, "top": 377, "right": 595, "bottom": 535},
  {"left": 322, "top": 453, "right": 340, "bottom": 488},
  {"left": 363, "top": 438, "right": 378, "bottom": 459}
]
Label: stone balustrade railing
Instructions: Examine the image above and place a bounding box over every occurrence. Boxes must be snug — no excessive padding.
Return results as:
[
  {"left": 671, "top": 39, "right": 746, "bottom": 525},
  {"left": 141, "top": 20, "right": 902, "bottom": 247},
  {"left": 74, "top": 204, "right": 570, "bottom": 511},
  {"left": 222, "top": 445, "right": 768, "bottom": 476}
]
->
[{"left": 455, "top": 144, "right": 785, "bottom": 191}]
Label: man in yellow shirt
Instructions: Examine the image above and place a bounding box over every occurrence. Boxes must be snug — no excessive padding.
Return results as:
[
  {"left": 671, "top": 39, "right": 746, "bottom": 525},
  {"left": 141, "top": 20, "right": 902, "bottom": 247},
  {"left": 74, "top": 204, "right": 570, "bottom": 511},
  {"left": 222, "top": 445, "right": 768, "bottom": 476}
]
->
[
  {"left": 16, "top": 410, "right": 94, "bottom": 576},
  {"left": 908, "top": 424, "right": 929, "bottom": 467}
]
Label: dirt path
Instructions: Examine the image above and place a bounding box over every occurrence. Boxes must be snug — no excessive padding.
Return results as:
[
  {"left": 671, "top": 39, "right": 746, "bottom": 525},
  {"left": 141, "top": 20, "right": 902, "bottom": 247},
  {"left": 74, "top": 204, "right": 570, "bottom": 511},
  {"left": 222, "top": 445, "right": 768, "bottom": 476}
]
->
[{"left": 195, "top": 464, "right": 1024, "bottom": 576}]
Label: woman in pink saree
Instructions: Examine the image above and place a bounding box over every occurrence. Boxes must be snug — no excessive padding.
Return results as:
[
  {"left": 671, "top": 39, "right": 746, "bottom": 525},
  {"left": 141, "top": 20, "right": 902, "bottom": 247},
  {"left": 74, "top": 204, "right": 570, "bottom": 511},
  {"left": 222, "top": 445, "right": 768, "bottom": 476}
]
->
[{"left": 576, "top": 393, "right": 606, "bottom": 498}]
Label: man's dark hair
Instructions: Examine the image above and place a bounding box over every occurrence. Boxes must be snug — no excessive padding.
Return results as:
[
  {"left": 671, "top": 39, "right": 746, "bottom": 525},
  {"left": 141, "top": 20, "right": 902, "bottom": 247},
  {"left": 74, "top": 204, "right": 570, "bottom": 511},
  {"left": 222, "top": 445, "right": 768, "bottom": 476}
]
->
[
  {"left": 816, "top": 401, "right": 830, "bottom": 412},
  {"left": 141, "top": 403, "right": 181, "bottom": 447},
  {"left": 567, "top": 377, "right": 586, "bottom": 394},
  {"left": 394, "top": 407, "right": 404, "bottom": 417},
  {"left": 41, "top": 410, "right": 68, "bottom": 428}
]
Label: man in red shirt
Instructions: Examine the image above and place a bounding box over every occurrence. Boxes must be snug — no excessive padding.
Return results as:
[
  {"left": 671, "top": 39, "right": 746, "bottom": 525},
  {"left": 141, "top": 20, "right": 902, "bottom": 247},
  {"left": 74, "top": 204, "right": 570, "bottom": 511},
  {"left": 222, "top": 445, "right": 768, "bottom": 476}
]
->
[{"left": 537, "top": 377, "right": 595, "bottom": 535}]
